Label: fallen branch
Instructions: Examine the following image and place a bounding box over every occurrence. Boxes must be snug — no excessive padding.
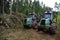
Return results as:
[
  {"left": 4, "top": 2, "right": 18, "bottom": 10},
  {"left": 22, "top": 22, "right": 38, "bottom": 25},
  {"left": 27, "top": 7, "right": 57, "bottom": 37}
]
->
[
  {"left": 11, "top": 15, "right": 22, "bottom": 24},
  {"left": 3, "top": 21, "right": 10, "bottom": 28}
]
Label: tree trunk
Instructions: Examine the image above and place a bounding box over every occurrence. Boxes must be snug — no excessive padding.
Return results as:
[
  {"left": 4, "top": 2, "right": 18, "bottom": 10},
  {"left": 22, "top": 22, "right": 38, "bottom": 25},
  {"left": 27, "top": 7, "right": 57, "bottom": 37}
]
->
[
  {"left": 9, "top": 0, "right": 13, "bottom": 15},
  {"left": 3, "top": 0, "right": 4, "bottom": 14},
  {"left": 0, "top": 0, "right": 3, "bottom": 13},
  {"left": 16, "top": 0, "right": 18, "bottom": 13}
]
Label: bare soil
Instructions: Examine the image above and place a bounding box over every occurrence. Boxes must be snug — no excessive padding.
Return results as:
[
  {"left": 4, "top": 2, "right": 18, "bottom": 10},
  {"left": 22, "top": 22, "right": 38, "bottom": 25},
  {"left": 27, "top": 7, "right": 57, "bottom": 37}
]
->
[{"left": 0, "top": 29, "right": 60, "bottom": 40}]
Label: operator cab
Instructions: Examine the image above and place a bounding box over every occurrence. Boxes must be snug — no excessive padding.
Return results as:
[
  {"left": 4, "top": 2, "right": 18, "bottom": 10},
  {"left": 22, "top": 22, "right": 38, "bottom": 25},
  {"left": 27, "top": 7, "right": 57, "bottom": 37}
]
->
[{"left": 44, "top": 11, "right": 53, "bottom": 20}]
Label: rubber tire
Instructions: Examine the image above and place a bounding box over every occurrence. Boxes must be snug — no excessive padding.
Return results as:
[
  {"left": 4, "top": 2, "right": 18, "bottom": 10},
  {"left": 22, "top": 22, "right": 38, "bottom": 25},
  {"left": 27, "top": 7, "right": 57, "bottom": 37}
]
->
[{"left": 48, "top": 29, "right": 56, "bottom": 35}]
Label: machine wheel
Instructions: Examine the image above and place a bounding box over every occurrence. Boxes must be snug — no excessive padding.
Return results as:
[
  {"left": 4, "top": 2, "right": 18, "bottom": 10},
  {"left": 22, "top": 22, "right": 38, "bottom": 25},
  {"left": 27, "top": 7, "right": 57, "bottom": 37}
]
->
[
  {"left": 32, "top": 21, "right": 38, "bottom": 29},
  {"left": 48, "top": 22, "right": 57, "bottom": 35},
  {"left": 48, "top": 29, "right": 56, "bottom": 35}
]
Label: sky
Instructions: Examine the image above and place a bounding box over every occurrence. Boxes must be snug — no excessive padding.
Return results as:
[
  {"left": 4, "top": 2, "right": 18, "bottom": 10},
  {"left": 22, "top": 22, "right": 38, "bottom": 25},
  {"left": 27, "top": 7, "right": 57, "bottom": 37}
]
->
[
  {"left": 32, "top": 0, "right": 60, "bottom": 11},
  {"left": 32, "top": 0, "right": 60, "bottom": 8}
]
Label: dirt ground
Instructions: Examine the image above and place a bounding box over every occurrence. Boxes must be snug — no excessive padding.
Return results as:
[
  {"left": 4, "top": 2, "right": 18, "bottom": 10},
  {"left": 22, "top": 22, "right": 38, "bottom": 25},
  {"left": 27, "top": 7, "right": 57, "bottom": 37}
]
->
[{"left": 0, "top": 29, "right": 60, "bottom": 40}]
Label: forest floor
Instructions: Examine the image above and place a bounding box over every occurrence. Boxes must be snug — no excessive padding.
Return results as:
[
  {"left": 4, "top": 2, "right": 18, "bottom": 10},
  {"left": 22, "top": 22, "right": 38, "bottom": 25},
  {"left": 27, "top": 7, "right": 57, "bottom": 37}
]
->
[{"left": 0, "top": 28, "right": 60, "bottom": 40}]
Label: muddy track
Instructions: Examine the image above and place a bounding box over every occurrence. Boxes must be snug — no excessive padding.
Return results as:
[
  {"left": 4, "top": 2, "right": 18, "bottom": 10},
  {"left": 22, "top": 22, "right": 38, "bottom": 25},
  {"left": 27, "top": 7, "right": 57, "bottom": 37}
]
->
[{"left": 1, "top": 29, "right": 60, "bottom": 40}]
